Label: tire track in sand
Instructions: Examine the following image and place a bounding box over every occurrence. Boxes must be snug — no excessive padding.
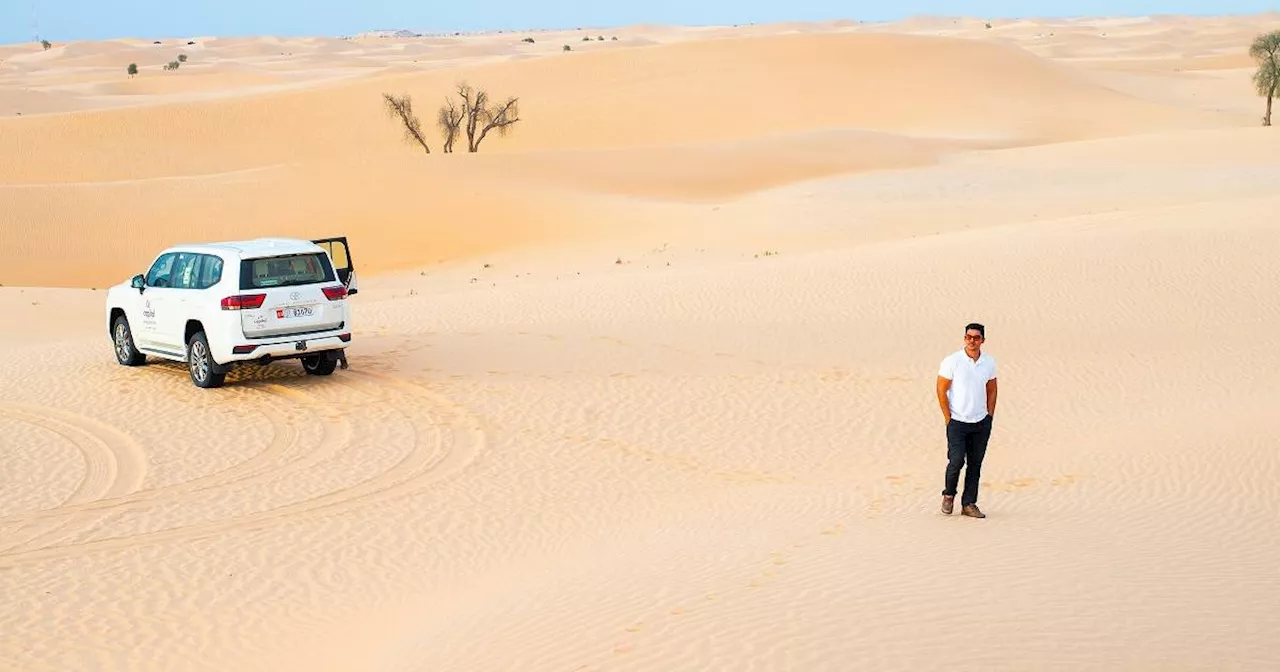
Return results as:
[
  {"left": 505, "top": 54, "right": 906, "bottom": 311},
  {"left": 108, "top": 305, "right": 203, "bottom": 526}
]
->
[
  {"left": 0, "top": 404, "right": 148, "bottom": 553},
  {"left": 0, "top": 381, "right": 347, "bottom": 556},
  {"left": 0, "top": 369, "right": 485, "bottom": 567},
  {"left": 0, "top": 387, "right": 302, "bottom": 523},
  {"left": 0, "top": 404, "right": 147, "bottom": 506}
]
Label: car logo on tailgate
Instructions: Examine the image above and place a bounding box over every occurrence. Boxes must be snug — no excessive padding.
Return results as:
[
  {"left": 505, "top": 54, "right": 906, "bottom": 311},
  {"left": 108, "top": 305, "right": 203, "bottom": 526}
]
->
[{"left": 290, "top": 292, "right": 301, "bottom": 301}]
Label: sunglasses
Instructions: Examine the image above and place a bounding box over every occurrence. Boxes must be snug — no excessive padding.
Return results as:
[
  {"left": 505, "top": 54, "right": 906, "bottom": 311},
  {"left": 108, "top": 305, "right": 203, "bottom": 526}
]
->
[{"left": 964, "top": 333, "right": 984, "bottom": 340}]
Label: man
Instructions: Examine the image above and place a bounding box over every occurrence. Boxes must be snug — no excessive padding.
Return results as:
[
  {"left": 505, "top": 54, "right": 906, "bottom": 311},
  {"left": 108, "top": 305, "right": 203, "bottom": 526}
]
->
[{"left": 936, "top": 323, "right": 998, "bottom": 518}]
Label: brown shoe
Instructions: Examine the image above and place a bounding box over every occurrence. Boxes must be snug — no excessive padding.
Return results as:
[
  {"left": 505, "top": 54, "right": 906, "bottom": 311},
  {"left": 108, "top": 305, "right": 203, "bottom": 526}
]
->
[
  {"left": 961, "top": 504, "right": 986, "bottom": 519},
  {"left": 941, "top": 495, "right": 955, "bottom": 515}
]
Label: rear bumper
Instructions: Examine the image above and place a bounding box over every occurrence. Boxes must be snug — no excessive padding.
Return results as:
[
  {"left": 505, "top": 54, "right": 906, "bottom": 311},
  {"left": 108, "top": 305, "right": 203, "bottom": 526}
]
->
[{"left": 216, "top": 331, "right": 350, "bottom": 365}]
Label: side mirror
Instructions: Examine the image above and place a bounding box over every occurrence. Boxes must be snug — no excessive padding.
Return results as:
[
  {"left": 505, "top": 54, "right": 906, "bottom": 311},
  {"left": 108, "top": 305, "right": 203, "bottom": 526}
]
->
[{"left": 131, "top": 274, "right": 146, "bottom": 291}]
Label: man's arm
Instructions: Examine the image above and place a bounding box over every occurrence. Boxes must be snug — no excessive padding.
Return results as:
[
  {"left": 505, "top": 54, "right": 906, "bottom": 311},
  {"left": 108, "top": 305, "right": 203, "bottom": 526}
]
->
[
  {"left": 986, "top": 377, "right": 998, "bottom": 418},
  {"left": 936, "top": 376, "right": 952, "bottom": 424}
]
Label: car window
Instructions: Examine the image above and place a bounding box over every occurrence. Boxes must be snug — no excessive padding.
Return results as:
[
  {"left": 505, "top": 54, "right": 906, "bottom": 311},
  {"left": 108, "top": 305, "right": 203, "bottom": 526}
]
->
[
  {"left": 240, "top": 253, "right": 335, "bottom": 289},
  {"left": 146, "top": 253, "right": 177, "bottom": 287},
  {"left": 170, "top": 252, "right": 202, "bottom": 290},
  {"left": 195, "top": 254, "right": 224, "bottom": 290},
  {"left": 316, "top": 241, "right": 349, "bottom": 269}
]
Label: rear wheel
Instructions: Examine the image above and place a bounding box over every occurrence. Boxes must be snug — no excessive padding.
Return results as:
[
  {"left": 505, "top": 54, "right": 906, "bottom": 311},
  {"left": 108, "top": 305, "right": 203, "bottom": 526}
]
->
[
  {"left": 187, "top": 331, "right": 226, "bottom": 388},
  {"left": 112, "top": 315, "right": 146, "bottom": 366},
  {"left": 302, "top": 354, "right": 338, "bottom": 376}
]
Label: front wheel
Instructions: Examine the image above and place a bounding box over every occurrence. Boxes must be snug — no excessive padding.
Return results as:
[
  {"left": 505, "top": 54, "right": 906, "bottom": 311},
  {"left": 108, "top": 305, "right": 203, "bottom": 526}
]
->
[
  {"left": 302, "top": 354, "right": 338, "bottom": 376},
  {"left": 187, "top": 331, "right": 227, "bottom": 388},
  {"left": 112, "top": 315, "right": 146, "bottom": 366}
]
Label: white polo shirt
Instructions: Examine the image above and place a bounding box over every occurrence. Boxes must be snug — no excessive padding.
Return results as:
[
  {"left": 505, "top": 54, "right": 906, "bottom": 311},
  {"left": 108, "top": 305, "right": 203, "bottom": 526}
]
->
[{"left": 938, "top": 349, "right": 997, "bottom": 423}]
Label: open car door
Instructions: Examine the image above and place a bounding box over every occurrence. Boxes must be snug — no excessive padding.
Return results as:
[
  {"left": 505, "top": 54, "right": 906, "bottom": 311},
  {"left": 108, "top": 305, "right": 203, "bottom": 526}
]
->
[{"left": 311, "top": 236, "right": 357, "bottom": 295}]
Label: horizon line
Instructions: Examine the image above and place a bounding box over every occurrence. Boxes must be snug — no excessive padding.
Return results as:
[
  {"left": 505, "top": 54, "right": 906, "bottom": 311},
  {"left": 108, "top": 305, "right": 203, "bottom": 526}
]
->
[{"left": 6, "top": 8, "right": 1279, "bottom": 48}]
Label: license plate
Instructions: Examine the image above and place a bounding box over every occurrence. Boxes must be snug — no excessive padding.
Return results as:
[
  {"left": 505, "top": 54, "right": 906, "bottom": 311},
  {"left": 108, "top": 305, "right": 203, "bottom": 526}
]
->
[{"left": 276, "top": 305, "right": 315, "bottom": 319}]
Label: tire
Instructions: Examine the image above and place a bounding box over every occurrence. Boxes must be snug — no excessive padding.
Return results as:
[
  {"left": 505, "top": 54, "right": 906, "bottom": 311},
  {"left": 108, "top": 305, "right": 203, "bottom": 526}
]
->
[
  {"left": 112, "top": 315, "right": 146, "bottom": 366},
  {"left": 186, "top": 331, "right": 227, "bottom": 388},
  {"left": 302, "top": 354, "right": 338, "bottom": 376}
]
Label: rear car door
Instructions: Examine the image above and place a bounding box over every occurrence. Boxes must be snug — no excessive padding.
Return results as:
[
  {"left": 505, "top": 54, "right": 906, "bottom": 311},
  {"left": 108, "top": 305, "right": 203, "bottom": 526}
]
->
[
  {"left": 162, "top": 251, "right": 206, "bottom": 350},
  {"left": 311, "top": 237, "right": 357, "bottom": 294}
]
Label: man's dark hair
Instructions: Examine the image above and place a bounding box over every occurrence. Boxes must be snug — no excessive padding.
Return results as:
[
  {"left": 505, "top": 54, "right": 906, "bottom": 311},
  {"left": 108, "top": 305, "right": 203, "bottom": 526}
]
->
[{"left": 965, "top": 322, "right": 985, "bottom": 337}]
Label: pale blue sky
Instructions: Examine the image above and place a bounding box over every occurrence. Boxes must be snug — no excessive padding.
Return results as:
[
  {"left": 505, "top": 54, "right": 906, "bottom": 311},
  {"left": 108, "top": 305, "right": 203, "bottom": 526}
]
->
[{"left": 3, "top": 1, "right": 1276, "bottom": 46}]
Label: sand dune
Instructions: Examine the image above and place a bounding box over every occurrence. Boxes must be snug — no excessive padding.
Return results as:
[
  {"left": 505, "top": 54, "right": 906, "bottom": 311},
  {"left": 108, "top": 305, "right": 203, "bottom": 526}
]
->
[
  {"left": 2, "top": 11, "right": 1280, "bottom": 672},
  {"left": 89, "top": 68, "right": 290, "bottom": 95},
  {"left": 1, "top": 26, "right": 1260, "bottom": 288}
]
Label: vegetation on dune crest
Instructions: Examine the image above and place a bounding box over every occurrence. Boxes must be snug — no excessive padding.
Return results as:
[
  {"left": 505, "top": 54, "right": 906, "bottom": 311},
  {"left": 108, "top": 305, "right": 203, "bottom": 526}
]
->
[
  {"left": 382, "top": 93, "right": 432, "bottom": 153},
  {"left": 383, "top": 81, "right": 521, "bottom": 154},
  {"left": 1251, "top": 30, "right": 1280, "bottom": 127}
]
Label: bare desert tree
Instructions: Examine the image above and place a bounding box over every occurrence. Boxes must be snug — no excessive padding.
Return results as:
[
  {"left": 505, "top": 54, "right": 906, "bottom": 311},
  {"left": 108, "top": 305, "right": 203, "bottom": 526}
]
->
[
  {"left": 1251, "top": 30, "right": 1280, "bottom": 126},
  {"left": 436, "top": 97, "right": 465, "bottom": 153},
  {"left": 451, "top": 82, "right": 521, "bottom": 153},
  {"left": 382, "top": 93, "right": 431, "bottom": 153}
]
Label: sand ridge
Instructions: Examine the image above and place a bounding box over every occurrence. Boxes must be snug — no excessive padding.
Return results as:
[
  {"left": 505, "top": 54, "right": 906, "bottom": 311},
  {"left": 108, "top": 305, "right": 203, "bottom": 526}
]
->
[{"left": 2, "top": 10, "right": 1280, "bottom": 672}]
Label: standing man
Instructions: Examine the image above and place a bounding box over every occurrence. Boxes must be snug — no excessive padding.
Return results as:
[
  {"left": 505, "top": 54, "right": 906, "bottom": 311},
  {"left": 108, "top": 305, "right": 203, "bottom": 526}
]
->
[{"left": 936, "top": 323, "right": 998, "bottom": 518}]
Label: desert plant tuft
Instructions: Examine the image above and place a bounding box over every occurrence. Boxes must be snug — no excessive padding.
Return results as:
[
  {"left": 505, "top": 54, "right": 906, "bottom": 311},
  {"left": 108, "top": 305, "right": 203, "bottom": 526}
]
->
[
  {"left": 521, "top": 37, "right": 534, "bottom": 43},
  {"left": 563, "top": 44, "right": 571, "bottom": 51},
  {"left": 178, "top": 53, "right": 187, "bottom": 62},
  {"left": 1251, "top": 30, "right": 1280, "bottom": 126},
  {"left": 128, "top": 63, "right": 138, "bottom": 77},
  {"left": 164, "top": 60, "right": 180, "bottom": 70},
  {"left": 383, "top": 93, "right": 431, "bottom": 153},
  {"left": 41, "top": 39, "right": 51, "bottom": 50}
]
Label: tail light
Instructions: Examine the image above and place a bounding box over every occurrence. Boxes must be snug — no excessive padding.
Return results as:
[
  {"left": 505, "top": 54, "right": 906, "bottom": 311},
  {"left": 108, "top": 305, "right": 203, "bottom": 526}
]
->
[
  {"left": 221, "top": 294, "right": 266, "bottom": 310},
  {"left": 322, "top": 285, "right": 347, "bottom": 301}
]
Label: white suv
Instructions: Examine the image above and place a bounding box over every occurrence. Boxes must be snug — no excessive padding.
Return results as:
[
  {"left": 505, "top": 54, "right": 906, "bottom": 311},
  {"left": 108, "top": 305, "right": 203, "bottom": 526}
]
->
[{"left": 105, "top": 237, "right": 358, "bottom": 388}]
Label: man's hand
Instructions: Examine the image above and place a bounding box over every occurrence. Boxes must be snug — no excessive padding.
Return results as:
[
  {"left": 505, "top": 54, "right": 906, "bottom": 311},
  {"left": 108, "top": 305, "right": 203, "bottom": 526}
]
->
[
  {"left": 986, "top": 377, "right": 998, "bottom": 419},
  {"left": 937, "top": 375, "right": 952, "bottom": 426}
]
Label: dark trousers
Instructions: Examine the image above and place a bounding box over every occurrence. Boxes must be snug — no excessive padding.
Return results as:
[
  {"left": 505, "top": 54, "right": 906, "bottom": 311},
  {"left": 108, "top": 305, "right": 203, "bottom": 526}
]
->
[{"left": 943, "top": 415, "right": 992, "bottom": 506}]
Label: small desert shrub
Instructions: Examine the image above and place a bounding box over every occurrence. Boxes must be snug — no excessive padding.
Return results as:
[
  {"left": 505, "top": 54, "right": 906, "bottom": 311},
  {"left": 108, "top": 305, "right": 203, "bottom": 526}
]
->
[
  {"left": 521, "top": 37, "right": 534, "bottom": 43},
  {"left": 178, "top": 53, "right": 187, "bottom": 62},
  {"left": 127, "top": 63, "right": 138, "bottom": 76},
  {"left": 563, "top": 45, "right": 571, "bottom": 51},
  {"left": 41, "top": 40, "right": 51, "bottom": 50}
]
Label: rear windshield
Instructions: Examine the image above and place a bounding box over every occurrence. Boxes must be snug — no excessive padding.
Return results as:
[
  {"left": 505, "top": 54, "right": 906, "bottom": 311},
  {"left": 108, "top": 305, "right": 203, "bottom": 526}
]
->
[{"left": 240, "top": 253, "right": 335, "bottom": 290}]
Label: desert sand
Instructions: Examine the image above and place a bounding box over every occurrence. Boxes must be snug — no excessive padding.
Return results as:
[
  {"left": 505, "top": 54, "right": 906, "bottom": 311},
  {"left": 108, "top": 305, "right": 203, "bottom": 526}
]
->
[{"left": 3, "top": 11, "right": 1280, "bottom": 671}]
